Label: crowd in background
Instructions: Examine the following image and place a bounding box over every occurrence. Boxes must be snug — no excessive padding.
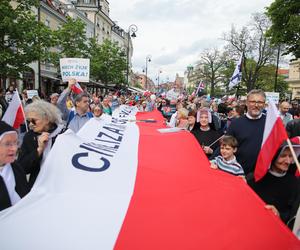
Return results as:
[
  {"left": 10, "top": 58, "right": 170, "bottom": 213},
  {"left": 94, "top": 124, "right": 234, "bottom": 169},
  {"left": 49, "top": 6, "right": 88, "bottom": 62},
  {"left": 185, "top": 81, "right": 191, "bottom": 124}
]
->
[{"left": 1, "top": 81, "right": 300, "bottom": 234}]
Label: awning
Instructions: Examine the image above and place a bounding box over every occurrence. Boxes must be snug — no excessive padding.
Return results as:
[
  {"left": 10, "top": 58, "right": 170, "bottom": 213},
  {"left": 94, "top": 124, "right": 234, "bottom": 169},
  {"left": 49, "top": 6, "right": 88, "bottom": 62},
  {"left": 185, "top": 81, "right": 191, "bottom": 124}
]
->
[
  {"left": 128, "top": 86, "right": 144, "bottom": 93},
  {"left": 41, "top": 73, "right": 61, "bottom": 82}
]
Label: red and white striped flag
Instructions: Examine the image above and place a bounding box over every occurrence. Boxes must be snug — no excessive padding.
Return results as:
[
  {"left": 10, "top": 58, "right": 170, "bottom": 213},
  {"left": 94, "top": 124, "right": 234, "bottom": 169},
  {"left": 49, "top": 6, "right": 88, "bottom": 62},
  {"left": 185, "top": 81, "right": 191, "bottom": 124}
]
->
[
  {"left": 254, "top": 100, "right": 288, "bottom": 181},
  {"left": 0, "top": 106, "right": 299, "bottom": 249},
  {"left": 2, "top": 89, "right": 25, "bottom": 129},
  {"left": 71, "top": 82, "right": 83, "bottom": 94}
]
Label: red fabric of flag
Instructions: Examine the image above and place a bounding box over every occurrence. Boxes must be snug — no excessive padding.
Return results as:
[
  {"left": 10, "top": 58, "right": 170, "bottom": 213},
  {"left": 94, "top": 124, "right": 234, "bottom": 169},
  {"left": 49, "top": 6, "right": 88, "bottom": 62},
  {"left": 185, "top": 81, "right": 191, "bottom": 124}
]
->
[
  {"left": 2, "top": 90, "right": 25, "bottom": 129},
  {"left": 254, "top": 101, "right": 288, "bottom": 181}
]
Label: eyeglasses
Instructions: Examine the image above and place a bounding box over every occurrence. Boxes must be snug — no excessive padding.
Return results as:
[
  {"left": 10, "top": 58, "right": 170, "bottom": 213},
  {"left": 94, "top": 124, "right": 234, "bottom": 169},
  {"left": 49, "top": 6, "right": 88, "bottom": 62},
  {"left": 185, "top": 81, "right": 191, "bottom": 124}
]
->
[
  {"left": 26, "top": 118, "right": 37, "bottom": 125},
  {"left": 0, "top": 141, "right": 18, "bottom": 148},
  {"left": 248, "top": 100, "right": 265, "bottom": 106}
]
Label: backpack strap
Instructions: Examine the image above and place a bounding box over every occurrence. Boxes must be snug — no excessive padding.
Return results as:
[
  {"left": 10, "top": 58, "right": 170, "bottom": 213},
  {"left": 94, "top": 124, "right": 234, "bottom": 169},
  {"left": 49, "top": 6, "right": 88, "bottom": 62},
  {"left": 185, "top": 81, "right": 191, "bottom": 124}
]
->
[
  {"left": 66, "top": 111, "right": 93, "bottom": 129},
  {"left": 66, "top": 110, "right": 75, "bottom": 129}
]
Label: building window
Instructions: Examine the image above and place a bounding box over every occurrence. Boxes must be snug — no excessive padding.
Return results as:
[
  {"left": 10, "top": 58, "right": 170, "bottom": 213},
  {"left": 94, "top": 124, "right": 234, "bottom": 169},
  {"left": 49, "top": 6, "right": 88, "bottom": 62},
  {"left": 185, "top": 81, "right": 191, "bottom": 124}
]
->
[{"left": 83, "top": 0, "right": 91, "bottom": 4}]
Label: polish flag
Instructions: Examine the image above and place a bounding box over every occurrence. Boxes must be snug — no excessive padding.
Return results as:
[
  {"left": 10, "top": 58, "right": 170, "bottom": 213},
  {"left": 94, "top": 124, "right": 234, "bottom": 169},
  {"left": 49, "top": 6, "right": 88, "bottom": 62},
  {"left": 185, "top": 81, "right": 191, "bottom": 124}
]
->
[
  {"left": 254, "top": 100, "right": 288, "bottom": 181},
  {"left": 2, "top": 89, "right": 25, "bottom": 129},
  {"left": 0, "top": 107, "right": 299, "bottom": 249},
  {"left": 71, "top": 82, "right": 83, "bottom": 94}
]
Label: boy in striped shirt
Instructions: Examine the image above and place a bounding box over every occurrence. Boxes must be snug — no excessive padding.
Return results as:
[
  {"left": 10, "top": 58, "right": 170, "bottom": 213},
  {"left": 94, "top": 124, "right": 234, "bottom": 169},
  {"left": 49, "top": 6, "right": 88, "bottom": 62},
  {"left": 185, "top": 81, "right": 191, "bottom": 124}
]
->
[{"left": 210, "top": 135, "right": 245, "bottom": 177}]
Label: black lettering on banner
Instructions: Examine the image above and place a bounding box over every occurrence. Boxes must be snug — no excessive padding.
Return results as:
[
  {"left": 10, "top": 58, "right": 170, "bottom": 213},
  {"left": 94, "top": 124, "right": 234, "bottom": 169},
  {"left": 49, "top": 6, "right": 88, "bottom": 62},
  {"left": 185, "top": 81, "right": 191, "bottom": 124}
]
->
[
  {"left": 97, "top": 131, "right": 122, "bottom": 142},
  {"left": 72, "top": 152, "right": 110, "bottom": 172},
  {"left": 111, "top": 117, "right": 127, "bottom": 124},
  {"left": 94, "top": 138, "right": 120, "bottom": 144},
  {"left": 103, "top": 126, "right": 124, "bottom": 136},
  {"left": 82, "top": 142, "right": 119, "bottom": 154},
  {"left": 80, "top": 144, "right": 113, "bottom": 157}
]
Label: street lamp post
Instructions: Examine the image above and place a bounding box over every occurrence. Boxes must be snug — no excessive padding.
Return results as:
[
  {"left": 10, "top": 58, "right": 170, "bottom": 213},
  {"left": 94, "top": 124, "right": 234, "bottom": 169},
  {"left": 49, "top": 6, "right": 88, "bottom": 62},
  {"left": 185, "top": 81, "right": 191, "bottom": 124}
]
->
[
  {"left": 145, "top": 55, "right": 151, "bottom": 90},
  {"left": 126, "top": 24, "right": 138, "bottom": 85},
  {"left": 157, "top": 69, "right": 162, "bottom": 91}
]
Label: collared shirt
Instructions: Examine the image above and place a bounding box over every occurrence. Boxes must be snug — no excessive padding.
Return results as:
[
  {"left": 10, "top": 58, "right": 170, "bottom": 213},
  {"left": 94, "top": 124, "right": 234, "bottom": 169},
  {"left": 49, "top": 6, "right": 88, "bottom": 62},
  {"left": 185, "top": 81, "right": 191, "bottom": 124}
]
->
[
  {"left": 68, "top": 111, "right": 92, "bottom": 133},
  {"left": 246, "top": 112, "right": 263, "bottom": 120},
  {"left": 211, "top": 155, "right": 244, "bottom": 176},
  {"left": 57, "top": 89, "right": 92, "bottom": 133},
  {"left": 0, "top": 164, "right": 21, "bottom": 205}
]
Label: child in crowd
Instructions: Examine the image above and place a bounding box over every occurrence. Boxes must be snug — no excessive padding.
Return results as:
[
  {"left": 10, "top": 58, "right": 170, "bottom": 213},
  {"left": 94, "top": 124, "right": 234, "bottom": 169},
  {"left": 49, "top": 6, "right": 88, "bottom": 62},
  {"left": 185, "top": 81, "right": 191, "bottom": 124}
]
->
[{"left": 210, "top": 135, "right": 244, "bottom": 177}]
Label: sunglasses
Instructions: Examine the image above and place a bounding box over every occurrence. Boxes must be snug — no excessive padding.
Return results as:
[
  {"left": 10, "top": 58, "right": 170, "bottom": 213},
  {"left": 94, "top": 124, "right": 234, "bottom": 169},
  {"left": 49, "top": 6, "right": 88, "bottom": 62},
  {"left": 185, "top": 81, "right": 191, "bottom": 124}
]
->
[{"left": 26, "top": 118, "right": 37, "bottom": 125}]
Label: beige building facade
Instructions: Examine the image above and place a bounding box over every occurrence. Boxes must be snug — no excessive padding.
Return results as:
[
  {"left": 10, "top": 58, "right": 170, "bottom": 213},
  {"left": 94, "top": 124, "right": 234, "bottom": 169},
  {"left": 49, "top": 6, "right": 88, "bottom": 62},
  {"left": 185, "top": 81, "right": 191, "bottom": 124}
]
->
[
  {"left": 8, "top": 0, "right": 134, "bottom": 94},
  {"left": 287, "top": 59, "right": 300, "bottom": 100}
]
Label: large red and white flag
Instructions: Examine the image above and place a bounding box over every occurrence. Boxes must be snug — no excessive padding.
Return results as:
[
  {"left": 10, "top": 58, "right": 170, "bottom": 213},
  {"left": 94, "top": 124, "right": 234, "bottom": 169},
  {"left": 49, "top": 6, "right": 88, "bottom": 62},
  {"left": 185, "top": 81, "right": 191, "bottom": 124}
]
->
[
  {"left": 71, "top": 82, "right": 83, "bottom": 94},
  {"left": 0, "top": 106, "right": 299, "bottom": 249},
  {"left": 254, "top": 100, "right": 288, "bottom": 181},
  {"left": 2, "top": 89, "right": 25, "bottom": 129}
]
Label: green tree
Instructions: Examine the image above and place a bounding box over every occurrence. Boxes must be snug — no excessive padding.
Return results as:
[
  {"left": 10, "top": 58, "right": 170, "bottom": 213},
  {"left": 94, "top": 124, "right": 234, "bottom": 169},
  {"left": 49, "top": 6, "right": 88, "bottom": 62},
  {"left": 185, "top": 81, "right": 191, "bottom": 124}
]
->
[
  {"left": 133, "top": 82, "right": 143, "bottom": 89},
  {"left": 266, "top": 0, "right": 300, "bottom": 58},
  {"left": 90, "top": 39, "right": 127, "bottom": 85},
  {"left": 219, "top": 59, "right": 235, "bottom": 93},
  {"left": 0, "top": 0, "right": 53, "bottom": 86},
  {"left": 223, "top": 13, "right": 277, "bottom": 92},
  {"left": 196, "top": 48, "right": 228, "bottom": 96},
  {"left": 50, "top": 17, "right": 89, "bottom": 66},
  {"left": 255, "top": 64, "right": 288, "bottom": 95}
]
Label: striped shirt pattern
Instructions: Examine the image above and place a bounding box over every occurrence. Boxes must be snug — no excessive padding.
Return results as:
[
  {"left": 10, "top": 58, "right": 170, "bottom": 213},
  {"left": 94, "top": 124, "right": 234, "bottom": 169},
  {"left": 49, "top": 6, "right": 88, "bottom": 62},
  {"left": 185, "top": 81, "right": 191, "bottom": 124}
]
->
[{"left": 211, "top": 156, "right": 244, "bottom": 176}]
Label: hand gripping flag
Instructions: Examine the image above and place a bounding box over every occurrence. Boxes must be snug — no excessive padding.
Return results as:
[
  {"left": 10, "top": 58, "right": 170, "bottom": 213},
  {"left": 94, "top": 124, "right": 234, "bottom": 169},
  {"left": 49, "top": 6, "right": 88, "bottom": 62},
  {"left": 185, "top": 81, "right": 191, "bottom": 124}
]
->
[
  {"left": 229, "top": 54, "right": 243, "bottom": 89},
  {"left": 254, "top": 100, "right": 288, "bottom": 181},
  {"left": 71, "top": 82, "right": 83, "bottom": 94},
  {"left": 2, "top": 89, "right": 25, "bottom": 129}
]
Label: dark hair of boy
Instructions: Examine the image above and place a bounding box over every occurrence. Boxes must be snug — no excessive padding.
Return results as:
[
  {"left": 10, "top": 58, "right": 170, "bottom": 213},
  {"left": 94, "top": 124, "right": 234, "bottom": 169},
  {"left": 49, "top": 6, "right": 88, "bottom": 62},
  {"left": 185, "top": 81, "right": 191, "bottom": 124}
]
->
[{"left": 220, "top": 135, "right": 238, "bottom": 148}]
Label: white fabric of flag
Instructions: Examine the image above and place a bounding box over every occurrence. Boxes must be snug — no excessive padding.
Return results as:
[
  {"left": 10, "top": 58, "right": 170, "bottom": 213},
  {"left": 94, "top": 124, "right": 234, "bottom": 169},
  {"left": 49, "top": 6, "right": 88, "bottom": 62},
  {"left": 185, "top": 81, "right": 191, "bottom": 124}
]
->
[
  {"left": 0, "top": 105, "right": 139, "bottom": 250},
  {"left": 229, "top": 54, "right": 243, "bottom": 89}
]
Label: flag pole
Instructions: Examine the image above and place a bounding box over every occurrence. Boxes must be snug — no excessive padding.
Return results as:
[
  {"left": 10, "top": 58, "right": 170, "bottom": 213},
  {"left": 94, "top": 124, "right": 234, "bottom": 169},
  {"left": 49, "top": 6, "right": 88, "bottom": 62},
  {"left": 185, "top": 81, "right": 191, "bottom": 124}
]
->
[
  {"left": 286, "top": 138, "right": 300, "bottom": 173},
  {"left": 208, "top": 134, "right": 225, "bottom": 148}
]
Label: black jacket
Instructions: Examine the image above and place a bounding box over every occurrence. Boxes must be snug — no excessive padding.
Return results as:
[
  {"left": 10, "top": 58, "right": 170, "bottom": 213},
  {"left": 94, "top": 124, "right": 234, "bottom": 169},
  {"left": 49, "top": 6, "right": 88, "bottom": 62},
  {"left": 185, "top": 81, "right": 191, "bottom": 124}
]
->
[
  {"left": 17, "top": 125, "right": 63, "bottom": 189},
  {"left": 0, "top": 162, "right": 29, "bottom": 211},
  {"left": 17, "top": 130, "right": 42, "bottom": 189}
]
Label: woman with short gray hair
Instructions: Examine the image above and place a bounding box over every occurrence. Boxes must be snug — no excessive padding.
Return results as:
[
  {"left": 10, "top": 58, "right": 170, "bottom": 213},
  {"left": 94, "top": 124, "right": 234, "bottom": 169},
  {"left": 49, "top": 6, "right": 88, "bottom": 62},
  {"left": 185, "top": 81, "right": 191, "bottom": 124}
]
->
[{"left": 17, "top": 100, "right": 64, "bottom": 189}]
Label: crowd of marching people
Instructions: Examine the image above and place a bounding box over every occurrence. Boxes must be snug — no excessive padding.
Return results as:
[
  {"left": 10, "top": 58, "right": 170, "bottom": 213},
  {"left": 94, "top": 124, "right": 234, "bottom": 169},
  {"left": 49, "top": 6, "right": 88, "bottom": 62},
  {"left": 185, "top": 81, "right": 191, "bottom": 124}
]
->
[{"left": 1, "top": 80, "right": 300, "bottom": 234}]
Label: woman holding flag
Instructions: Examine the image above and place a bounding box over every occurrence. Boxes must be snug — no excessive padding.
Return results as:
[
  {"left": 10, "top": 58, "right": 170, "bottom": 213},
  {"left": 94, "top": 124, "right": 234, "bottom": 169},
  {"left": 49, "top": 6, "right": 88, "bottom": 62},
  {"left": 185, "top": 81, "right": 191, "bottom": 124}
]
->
[{"left": 248, "top": 142, "right": 300, "bottom": 228}]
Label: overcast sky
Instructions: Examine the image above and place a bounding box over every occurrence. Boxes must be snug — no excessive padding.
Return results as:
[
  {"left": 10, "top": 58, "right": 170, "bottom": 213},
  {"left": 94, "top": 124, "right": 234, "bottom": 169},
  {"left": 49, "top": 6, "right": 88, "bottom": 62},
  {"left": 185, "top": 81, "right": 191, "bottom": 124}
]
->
[{"left": 109, "top": 0, "right": 274, "bottom": 83}]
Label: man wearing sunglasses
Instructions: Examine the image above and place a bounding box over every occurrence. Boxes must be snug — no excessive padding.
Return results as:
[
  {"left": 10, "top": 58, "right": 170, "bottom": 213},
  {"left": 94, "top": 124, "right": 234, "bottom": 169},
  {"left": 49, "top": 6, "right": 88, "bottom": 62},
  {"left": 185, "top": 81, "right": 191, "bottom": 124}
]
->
[{"left": 57, "top": 79, "right": 93, "bottom": 133}]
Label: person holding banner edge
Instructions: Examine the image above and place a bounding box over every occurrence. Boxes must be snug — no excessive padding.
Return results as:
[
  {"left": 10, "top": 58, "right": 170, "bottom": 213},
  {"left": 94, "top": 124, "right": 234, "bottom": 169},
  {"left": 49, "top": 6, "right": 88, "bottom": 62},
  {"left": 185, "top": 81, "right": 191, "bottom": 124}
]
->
[
  {"left": 0, "top": 121, "right": 29, "bottom": 211},
  {"left": 17, "top": 100, "right": 64, "bottom": 189},
  {"left": 248, "top": 142, "right": 300, "bottom": 227}
]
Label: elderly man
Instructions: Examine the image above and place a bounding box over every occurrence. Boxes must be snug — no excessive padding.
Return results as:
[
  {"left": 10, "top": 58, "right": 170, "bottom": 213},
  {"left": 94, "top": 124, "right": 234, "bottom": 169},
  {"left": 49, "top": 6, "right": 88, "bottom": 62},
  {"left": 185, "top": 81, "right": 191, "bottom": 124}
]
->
[
  {"left": 57, "top": 79, "right": 93, "bottom": 133},
  {"left": 279, "top": 101, "right": 293, "bottom": 126},
  {"left": 226, "top": 89, "right": 266, "bottom": 176},
  {"left": 50, "top": 93, "right": 59, "bottom": 106}
]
